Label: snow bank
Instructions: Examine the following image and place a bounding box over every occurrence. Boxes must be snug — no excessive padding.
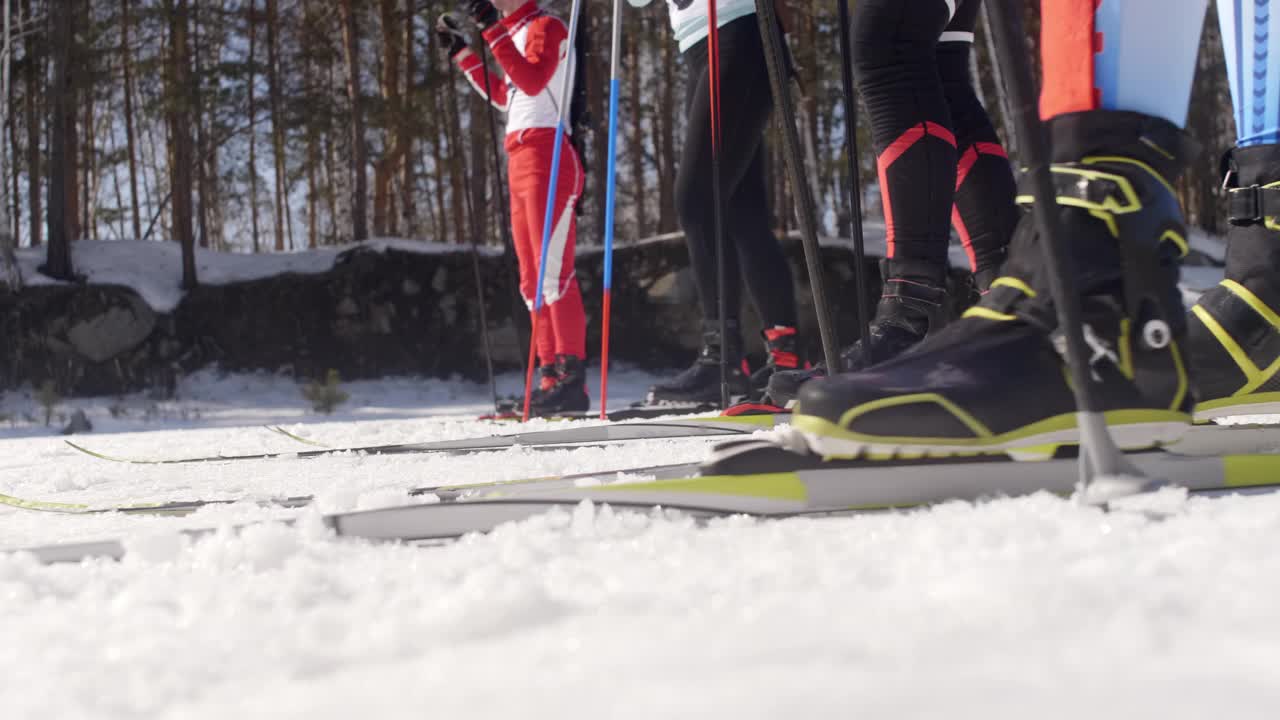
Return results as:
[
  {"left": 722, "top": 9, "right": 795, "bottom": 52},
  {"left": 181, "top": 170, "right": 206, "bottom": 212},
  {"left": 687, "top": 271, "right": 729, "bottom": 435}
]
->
[{"left": 13, "top": 238, "right": 496, "bottom": 313}]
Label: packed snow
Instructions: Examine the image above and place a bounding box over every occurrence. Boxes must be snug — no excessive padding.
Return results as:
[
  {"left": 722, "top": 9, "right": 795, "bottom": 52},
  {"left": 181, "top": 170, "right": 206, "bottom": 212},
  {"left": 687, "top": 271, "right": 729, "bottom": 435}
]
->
[{"left": 3, "top": 368, "right": 1280, "bottom": 719}]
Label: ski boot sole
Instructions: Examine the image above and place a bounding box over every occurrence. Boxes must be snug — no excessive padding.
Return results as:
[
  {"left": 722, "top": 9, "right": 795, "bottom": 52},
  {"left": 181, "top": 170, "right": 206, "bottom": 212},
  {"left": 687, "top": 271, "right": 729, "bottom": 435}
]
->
[
  {"left": 1194, "top": 392, "right": 1280, "bottom": 424},
  {"left": 792, "top": 410, "right": 1192, "bottom": 461}
]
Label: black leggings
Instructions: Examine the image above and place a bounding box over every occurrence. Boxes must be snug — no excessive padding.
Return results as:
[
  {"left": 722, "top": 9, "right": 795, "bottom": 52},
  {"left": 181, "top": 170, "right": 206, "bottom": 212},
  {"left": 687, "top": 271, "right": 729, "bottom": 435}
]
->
[
  {"left": 678, "top": 15, "right": 797, "bottom": 334},
  {"left": 853, "top": 0, "right": 1017, "bottom": 281}
]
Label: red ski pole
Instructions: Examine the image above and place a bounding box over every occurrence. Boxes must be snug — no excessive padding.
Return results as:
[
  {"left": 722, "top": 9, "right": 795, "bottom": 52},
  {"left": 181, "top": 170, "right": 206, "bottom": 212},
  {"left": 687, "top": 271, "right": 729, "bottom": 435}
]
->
[{"left": 707, "top": 0, "right": 729, "bottom": 410}]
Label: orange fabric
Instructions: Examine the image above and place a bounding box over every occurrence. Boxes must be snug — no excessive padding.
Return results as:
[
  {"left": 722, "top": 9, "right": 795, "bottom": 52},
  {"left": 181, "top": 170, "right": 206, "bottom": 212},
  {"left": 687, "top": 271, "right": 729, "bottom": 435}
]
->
[{"left": 1039, "top": 0, "right": 1102, "bottom": 120}]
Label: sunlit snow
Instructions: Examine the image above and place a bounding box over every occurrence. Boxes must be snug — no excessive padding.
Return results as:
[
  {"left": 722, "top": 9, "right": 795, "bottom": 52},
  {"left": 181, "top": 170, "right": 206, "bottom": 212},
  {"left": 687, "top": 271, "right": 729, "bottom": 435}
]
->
[{"left": 2, "top": 368, "right": 1279, "bottom": 719}]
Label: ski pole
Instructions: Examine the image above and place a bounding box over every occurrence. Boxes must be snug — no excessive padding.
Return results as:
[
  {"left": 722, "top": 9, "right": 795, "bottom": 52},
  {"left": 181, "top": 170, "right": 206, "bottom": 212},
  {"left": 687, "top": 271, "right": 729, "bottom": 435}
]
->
[
  {"left": 523, "top": 0, "right": 585, "bottom": 422},
  {"left": 472, "top": 17, "right": 530, "bottom": 404},
  {"left": 977, "top": 1, "right": 1017, "bottom": 161},
  {"left": 836, "top": 0, "right": 870, "bottom": 359},
  {"left": 430, "top": 7, "right": 530, "bottom": 408},
  {"left": 460, "top": 116, "right": 501, "bottom": 414},
  {"left": 754, "top": 0, "right": 840, "bottom": 375},
  {"left": 985, "top": 1, "right": 1145, "bottom": 499},
  {"left": 707, "top": 0, "right": 729, "bottom": 410},
  {"left": 599, "top": 0, "right": 624, "bottom": 420}
]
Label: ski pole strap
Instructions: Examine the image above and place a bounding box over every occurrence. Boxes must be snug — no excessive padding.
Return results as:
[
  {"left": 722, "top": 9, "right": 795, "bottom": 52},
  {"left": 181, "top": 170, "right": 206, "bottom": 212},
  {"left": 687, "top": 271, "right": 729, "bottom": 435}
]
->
[{"left": 1228, "top": 185, "right": 1280, "bottom": 227}]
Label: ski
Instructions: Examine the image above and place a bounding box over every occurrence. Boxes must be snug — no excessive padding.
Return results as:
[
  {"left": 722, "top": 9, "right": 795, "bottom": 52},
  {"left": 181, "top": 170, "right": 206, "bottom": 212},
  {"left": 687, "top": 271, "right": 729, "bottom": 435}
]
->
[
  {"left": 0, "top": 457, "right": 706, "bottom": 516},
  {"left": 63, "top": 413, "right": 787, "bottom": 466},
  {"left": 25, "top": 421, "right": 1280, "bottom": 517},
  {"left": 479, "top": 402, "right": 721, "bottom": 422},
  {"left": 17, "top": 420, "right": 1280, "bottom": 515},
  {"left": 264, "top": 425, "right": 330, "bottom": 448},
  {"left": 15, "top": 439, "right": 1280, "bottom": 564}
]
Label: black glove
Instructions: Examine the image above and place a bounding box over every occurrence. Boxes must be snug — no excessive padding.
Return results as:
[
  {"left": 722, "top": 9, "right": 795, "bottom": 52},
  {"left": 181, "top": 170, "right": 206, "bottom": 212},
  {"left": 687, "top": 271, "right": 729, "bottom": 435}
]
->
[
  {"left": 436, "top": 13, "right": 468, "bottom": 57},
  {"left": 462, "top": 0, "right": 499, "bottom": 28}
]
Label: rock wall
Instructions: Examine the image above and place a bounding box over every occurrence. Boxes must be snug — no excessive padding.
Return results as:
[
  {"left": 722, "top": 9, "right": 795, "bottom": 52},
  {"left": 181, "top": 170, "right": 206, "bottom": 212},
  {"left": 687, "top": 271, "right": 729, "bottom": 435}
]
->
[{"left": 0, "top": 238, "right": 975, "bottom": 397}]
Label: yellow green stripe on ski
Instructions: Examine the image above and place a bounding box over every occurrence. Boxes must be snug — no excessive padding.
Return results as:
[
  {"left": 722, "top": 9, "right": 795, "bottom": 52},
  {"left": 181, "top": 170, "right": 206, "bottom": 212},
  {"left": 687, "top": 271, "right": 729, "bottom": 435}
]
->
[
  {"left": 794, "top": 408, "right": 1189, "bottom": 452},
  {"left": 596, "top": 472, "right": 807, "bottom": 501},
  {"left": 265, "top": 425, "right": 330, "bottom": 448}
]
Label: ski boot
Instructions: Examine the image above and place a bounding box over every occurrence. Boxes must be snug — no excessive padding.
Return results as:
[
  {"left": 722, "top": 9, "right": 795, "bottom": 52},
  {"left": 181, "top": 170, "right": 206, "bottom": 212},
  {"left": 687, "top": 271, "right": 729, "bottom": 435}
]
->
[
  {"left": 647, "top": 321, "right": 749, "bottom": 406},
  {"left": 530, "top": 354, "right": 589, "bottom": 417},
  {"left": 764, "top": 261, "right": 948, "bottom": 408},
  {"left": 726, "top": 327, "right": 804, "bottom": 414},
  {"left": 530, "top": 363, "right": 558, "bottom": 405},
  {"left": 793, "top": 110, "right": 1197, "bottom": 460},
  {"left": 1187, "top": 143, "right": 1280, "bottom": 421}
]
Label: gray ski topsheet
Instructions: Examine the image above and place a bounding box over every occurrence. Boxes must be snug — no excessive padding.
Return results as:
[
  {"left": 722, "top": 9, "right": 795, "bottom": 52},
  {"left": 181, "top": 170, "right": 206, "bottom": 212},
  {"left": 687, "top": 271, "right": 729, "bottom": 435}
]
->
[
  {"left": 15, "top": 444, "right": 1280, "bottom": 564},
  {"left": 63, "top": 415, "right": 788, "bottom": 466}
]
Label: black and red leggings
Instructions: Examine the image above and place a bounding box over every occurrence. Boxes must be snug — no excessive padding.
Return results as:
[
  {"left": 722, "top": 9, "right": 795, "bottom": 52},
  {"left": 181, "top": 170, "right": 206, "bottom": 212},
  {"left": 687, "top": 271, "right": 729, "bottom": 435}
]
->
[{"left": 852, "top": 0, "right": 1017, "bottom": 283}]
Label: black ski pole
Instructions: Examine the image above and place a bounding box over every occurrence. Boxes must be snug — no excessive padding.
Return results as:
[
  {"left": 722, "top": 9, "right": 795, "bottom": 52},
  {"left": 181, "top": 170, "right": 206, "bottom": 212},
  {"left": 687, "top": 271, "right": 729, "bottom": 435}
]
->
[
  {"left": 978, "top": 1, "right": 1018, "bottom": 160},
  {"left": 986, "top": 1, "right": 1145, "bottom": 498},
  {"left": 836, "top": 0, "right": 870, "bottom": 358},
  {"left": 754, "top": 0, "right": 840, "bottom": 375},
  {"left": 460, "top": 113, "right": 501, "bottom": 414},
  {"left": 476, "top": 23, "right": 531, "bottom": 388}
]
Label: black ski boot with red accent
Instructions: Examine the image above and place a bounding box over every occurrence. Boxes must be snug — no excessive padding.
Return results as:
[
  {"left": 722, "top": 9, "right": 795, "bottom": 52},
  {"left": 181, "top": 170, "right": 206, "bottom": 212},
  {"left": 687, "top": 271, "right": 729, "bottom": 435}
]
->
[
  {"left": 647, "top": 321, "right": 749, "bottom": 406},
  {"left": 530, "top": 354, "right": 590, "bottom": 417},
  {"left": 728, "top": 327, "right": 804, "bottom": 414},
  {"left": 1187, "top": 143, "right": 1280, "bottom": 421},
  {"left": 793, "top": 110, "right": 1197, "bottom": 460},
  {"left": 764, "top": 261, "right": 947, "bottom": 408}
]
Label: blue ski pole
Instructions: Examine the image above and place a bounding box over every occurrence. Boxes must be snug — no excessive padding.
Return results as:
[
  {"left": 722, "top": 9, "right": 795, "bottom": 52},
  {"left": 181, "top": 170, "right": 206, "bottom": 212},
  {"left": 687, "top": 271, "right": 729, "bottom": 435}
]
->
[
  {"left": 522, "top": 0, "right": 586, "bottom": 422},
  {"left": 599, "top": 0, "right": 624, "bottom": 419}
]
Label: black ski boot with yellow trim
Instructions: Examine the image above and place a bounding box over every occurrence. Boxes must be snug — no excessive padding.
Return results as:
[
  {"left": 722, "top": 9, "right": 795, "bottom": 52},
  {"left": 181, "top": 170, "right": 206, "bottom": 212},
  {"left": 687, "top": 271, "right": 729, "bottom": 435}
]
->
[
  {"left": 793, "top": 110, "right": 1196, "bottom": 460},
  {"left": 1188, "top": 144, "right": 1280, "bottom": 421}
]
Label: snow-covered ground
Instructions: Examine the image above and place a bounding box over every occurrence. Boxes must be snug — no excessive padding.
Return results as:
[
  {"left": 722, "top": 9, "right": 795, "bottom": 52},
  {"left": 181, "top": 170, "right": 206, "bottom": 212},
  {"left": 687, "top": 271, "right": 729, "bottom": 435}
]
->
[{"left": 3, "top": 369, "right": 1280, "bottom": 719}]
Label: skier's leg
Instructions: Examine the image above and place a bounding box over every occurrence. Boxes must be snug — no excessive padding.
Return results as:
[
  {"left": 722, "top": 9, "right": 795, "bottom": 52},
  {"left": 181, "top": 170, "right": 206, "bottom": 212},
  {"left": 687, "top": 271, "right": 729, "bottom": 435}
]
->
[
  {"left": 508, "top": 144, "right": 556, "bottom": 371},
  {"left": 713, "top": 19, "right": 801, "bottom": 392},
  {"left": 651, "top": 16, "right": 789, "bottom": 404},
  {"left": 529, "top": 138, "right": 587, "bottom": 364},
  {"left": 845, "top": 0, "right": 959, "bottom": 370},
  {"left": 939, "top": 0, "right": 1017, "bottom": 289},
  {"left": 726, "top": 143, "right": 803, "bottom": 389},
  {"left": 793, "top": 0, "right": 1204, "bottom": 459},
  {"left": 1187, "top": 1, "right": 1280, "bottom": 420},
  {"left": 675, "top": 30, "right": 747, "bottom": 356},
  {"left": 511, "top": 133, "right": 589, "bottom": 416}
]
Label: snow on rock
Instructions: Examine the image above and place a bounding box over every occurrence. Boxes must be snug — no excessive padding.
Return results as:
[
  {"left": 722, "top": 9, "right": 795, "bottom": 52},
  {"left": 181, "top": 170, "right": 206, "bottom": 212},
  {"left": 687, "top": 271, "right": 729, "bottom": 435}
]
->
[{"left": 13, "top": 238, "right": 481, "bottom": 313}]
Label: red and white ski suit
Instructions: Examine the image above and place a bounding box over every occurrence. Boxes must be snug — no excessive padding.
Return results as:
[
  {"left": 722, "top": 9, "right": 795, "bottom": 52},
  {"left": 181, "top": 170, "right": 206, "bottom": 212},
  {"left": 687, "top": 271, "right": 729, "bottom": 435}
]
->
[{"left": 453, "top": 1, "right": 585, "bottom": 364}]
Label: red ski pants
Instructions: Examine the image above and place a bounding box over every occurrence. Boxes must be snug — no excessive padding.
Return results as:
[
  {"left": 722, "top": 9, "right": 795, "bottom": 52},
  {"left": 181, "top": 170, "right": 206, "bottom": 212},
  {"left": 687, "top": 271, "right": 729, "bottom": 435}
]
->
[{"left": 505, "top": 128, "right": 586, "bottom": 366}]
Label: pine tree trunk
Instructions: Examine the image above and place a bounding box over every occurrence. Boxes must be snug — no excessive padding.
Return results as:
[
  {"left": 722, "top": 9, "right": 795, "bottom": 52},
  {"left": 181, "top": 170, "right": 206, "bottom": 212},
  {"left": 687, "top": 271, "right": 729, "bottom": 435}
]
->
[
  {"left": 247, "top": 0, "right": 261, "bottom": 252},
  {"left": 192, "top": 0, "right": 211, "bottom": 248},
  {"left": 629, "top": 27, "right": 645, "bottom": 238},
  {"left": 340, "top": 0, "right": 369, "bottom": 241},
  {"left": 165, "top": 0, "right": 198, "bottom": 288},
  {"left": 21, "top": 0, "right": 38, "bottom": 246},
  {"left": 444, "top": 75, "right": 467, "bottom": 245},
  {"left": 657, "top": 22, "right": 676, "bottom": 234},
  {"left": 44, "top": 0, "right": 74, "bottom": 279},
  {"left": 266, "top": 0, "right": 287, "bottom": 250},
  {"left": 469, "top": 92, "right": 489, "bottom": 247},
  {"left": 120, "top": 0, "right": 142, "bottom": 240},
  {"left": 399, "top": 2, "right": 416, "bottom": 237},
  {"left": 82, "top": 31, "right": 96, "bottom": 243}
]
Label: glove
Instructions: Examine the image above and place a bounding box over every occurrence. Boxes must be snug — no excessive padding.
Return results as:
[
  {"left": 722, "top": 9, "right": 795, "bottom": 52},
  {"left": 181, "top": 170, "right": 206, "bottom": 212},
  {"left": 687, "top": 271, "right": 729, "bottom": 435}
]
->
[
  {"left": 462, "top": 0, "right": 499, "bottom": 29},
  {"left": 436, "top": 13, "right": 468, "bottom": 57}
]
